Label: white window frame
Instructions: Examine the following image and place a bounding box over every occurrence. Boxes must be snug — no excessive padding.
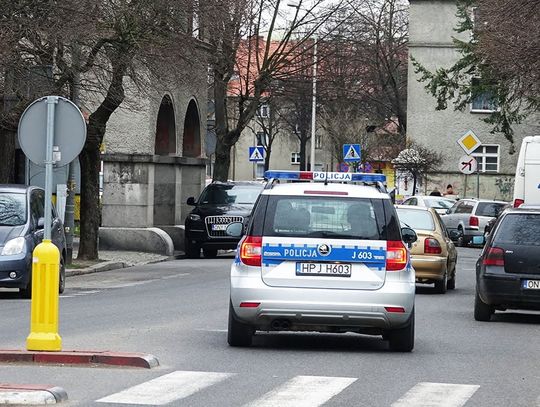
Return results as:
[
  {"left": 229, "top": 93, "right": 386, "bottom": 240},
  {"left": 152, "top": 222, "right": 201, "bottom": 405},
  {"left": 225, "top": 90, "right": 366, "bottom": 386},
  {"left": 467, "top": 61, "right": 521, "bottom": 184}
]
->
[
  {"left": 291, "top": 152, "right": 301, "bottom": 165},
  {"left": 315, "top": 134, "right": 322, "bottom": 150},
  {"left": 256, "top": 131, "right": 269, "bottom": 147},
  {"left": 472, "top": 144, "right": 500, "bottom": 173},
  {"left": 470, "top": 78, "right": 498, "bottom": 113},
  {"left": 259, "top": 104, "right": 270, "bottom": 118}
]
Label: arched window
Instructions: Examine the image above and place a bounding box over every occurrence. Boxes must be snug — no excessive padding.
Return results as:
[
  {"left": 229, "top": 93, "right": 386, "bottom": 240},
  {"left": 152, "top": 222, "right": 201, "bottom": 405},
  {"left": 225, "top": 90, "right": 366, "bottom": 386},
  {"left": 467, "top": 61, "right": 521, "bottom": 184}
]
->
[
  {"left": 182, "top": 99, "right": 201, "bottom": 158},
  {"left": 155, "top": 95, "right": 176, "bottom": 155}
]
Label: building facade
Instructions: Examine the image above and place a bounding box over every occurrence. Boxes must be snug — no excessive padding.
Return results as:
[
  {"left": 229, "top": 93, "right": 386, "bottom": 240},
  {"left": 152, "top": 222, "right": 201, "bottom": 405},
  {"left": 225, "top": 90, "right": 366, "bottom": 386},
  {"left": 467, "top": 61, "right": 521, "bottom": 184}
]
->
[{"left": 407, "top": 0, "right": 539, "bottom": 200}]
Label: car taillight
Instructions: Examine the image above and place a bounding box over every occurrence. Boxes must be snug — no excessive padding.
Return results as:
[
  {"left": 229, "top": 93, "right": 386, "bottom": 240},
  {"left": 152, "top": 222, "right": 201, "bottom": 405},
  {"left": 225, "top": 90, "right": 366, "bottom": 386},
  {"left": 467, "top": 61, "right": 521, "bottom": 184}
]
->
[
  {"left": 386, "top": 240, "right": 408, "bottom": 271},
  {"left": 483, "top": 247, "right": 505, "bottom": 266},
  {"left": 513, "top": 199, "right": 524, "bottom": 208},
  {"left": 469, "top": 216, "right": 479, "bottom": 227},
  {"left": 239, "top": 236, "right": 262, "bottom": 267},
  {"left": 424, "top": 238, "right": 442, "bottom": 254}
]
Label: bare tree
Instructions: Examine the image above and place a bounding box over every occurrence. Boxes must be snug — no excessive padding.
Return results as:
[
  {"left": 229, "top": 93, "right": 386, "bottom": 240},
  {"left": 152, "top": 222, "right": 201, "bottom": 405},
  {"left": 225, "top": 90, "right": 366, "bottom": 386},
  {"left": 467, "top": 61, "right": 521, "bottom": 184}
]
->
[
  {"left": 206, "top": 0, "right": 343, "bottom": 181},
  {"left": 0, "top": 0, "right": 198, "bottom": 259},
  {"left": 392, "top": 143, "right": 444, "bottom": 195}
]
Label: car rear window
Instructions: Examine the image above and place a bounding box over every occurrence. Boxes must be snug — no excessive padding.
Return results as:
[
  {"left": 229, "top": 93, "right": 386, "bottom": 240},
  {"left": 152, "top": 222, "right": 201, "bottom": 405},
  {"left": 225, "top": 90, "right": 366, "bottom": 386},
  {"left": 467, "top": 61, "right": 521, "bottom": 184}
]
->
[
  {"left": 475, "top": 202, "right": 507, "bottom": 217},
  {"left": 493, "top": 213, "right": 540, "bottom": 246},
  {"left": 0, "top": 192, "right": 27, "bottom": 226},
  {"left": 424, "top": 197, "right": 455, "bottom": 209},
  {"left": 199, "top": 184, "right": 262, "bottom": 205},
  {"left": 262, "top": 196, "right": 388, "bottom": 240},
  {"left": 396, "top": 208, "right": 435, "bottom": 230}
]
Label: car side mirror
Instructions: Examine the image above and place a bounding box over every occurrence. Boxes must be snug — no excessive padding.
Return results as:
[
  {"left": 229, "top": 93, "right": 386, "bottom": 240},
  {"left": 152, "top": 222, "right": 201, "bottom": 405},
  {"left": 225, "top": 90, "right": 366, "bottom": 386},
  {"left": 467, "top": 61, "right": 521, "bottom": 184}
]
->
[
  {"left": 186, "top": 197, "right": 196, "bottom": 206},
  {"left": 225, "top": 222, "right": 243, "bottom": 238},
  {"left": 37, "top": 217, "right": 45, "bottom": 229},
  {"left": 445, "top": 208, "right": 451, "bottom": 214},
  {"left": 401, "top": 227, "right": 417, "bottom": 245}
]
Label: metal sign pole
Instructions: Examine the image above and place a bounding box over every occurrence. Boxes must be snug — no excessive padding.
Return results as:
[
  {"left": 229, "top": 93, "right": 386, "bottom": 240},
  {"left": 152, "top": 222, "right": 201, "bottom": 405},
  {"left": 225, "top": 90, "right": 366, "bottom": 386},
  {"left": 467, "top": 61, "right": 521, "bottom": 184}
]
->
[{"left": 44, "top": 96, "right": 58, "bottom": 240}]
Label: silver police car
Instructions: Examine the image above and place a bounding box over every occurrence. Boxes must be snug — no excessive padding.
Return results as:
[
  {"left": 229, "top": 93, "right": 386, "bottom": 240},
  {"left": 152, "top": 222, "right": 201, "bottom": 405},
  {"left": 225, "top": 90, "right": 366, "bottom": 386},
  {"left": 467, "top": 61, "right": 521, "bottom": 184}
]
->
[{"left": 226, "top": 171, "right": 417, "bottom": 351}]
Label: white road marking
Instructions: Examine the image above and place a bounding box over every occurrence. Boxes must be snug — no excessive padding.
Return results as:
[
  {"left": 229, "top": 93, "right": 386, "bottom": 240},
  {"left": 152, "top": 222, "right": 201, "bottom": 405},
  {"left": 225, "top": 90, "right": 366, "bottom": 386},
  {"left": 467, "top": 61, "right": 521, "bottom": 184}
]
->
[
  {"left": 161, "top": 273, "right": 190, "bottom": 279},
  {"left": 195, "top": 328, "right": 228, "bottom": 332},
  {"left": 244, "top": 375, "right": 356, "bottom": 407},
  {"left": 391, "top": 382, "right": 479, "bottom": 407},
  {"left": 96, "top": 370, "right": 233, "bottom": 405}
]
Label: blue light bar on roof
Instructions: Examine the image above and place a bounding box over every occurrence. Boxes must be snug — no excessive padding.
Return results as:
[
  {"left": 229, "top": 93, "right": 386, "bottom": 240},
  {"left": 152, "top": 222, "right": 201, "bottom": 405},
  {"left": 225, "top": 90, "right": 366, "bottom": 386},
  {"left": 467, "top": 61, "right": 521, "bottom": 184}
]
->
[{"left": 264, "top": 170, "right": 386, "bottom": 183}]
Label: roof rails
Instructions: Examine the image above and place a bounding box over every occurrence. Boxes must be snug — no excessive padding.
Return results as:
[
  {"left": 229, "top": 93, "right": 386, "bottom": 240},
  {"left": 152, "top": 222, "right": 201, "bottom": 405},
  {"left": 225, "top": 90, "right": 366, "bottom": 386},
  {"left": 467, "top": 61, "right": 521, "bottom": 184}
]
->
[{"left": 263, "top": 170, "right": 388, "bottom": 193}]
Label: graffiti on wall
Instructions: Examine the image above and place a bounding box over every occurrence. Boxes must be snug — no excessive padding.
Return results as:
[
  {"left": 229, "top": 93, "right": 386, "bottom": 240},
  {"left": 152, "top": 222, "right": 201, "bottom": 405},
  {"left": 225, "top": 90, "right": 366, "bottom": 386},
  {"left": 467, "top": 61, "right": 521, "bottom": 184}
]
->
[{"left": 494, "top": 177, "right": 514, "bottom": 201}]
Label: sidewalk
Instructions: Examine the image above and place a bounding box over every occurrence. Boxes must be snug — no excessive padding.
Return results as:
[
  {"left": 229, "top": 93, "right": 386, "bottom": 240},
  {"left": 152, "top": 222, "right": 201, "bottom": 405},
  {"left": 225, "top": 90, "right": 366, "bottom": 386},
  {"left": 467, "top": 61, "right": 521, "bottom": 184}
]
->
[{"left": 66, "top": 238, "right": 174, "bottom": 277}]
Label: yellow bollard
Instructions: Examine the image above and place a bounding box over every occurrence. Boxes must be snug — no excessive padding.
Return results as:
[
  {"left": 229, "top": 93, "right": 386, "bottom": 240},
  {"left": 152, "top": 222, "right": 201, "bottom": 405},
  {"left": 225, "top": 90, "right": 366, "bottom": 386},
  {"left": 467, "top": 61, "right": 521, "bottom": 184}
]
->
[{"left": 26, "top": 239, "right": 62, "bottom": 351}]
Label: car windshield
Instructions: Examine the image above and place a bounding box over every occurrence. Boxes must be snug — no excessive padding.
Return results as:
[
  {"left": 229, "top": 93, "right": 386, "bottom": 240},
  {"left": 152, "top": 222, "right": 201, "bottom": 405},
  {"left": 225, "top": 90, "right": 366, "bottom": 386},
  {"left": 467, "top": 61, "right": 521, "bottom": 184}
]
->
[
  {"left": 396, "top": 208, "right": 435, "bottom": 231},
  {"left": 476, "top": 202, "right": 508, "bottom": 217},
  {"left": 0, "top": 192, "right": 27, "bottom": 226},
  {"left": 199, "top": 184, "right": 263, "bottom": 205},
  {"left": 263, "top": 196, "right": 386, "bottom": 240},
  {"left": 493, "top": 214, "right": 540, "bottom": 246},
  {"left": 424, "top": 197, "right": 455, "bottom": 209}
]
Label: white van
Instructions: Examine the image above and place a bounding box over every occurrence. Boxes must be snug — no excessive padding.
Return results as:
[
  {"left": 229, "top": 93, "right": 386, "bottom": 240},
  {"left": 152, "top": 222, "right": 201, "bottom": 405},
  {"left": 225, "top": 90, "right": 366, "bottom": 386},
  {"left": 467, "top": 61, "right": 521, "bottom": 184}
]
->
[{"left": 513, "top": 136, "right": 540, "bottom": 207}]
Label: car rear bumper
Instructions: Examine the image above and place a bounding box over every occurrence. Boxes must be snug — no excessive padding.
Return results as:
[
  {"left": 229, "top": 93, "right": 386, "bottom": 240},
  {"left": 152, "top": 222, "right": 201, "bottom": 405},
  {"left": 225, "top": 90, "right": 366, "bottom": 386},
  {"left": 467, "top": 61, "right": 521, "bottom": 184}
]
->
[
  {"left": 0, "top": 253, "right": 31, "bottom": 289},
  {"left": 230, "top": 269, "right": 415, "bottom": 330},
  {"left": 411, "top": 255, "right": 447, "bottom": 281},
  {"left": 478, "top": 273, "right": 540, "bottom": 310}
]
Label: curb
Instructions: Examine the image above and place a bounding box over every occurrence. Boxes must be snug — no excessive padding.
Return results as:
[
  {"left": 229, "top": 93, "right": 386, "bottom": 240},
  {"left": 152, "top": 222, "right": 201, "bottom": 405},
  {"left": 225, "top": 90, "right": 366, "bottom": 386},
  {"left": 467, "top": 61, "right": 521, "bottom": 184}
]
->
[
  {"left": 0, "top": 350, "right": 159, "bottom": 369},
  {"left": 0, "top": 384, "right": 68, "bottom": 405},
  {"left": 66, "top": 261, "right": 127, "bottom": 277}
]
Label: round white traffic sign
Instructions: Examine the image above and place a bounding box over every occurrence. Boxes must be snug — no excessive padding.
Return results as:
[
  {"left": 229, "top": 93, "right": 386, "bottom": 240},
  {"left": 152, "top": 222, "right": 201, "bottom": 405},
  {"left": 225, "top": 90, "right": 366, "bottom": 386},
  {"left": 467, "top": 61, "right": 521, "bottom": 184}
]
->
[
  {"left": 458, "top": 155, "right": 478, "bottom": 175},
  {"left": 18, "top": 96, "right": 86, "bottom": 167}
]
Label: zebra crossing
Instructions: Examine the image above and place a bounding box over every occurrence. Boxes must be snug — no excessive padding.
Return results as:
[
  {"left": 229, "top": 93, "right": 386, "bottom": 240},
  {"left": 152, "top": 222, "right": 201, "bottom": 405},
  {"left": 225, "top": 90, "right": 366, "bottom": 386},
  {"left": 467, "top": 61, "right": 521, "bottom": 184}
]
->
[{"left": 95, "top": 370, "right": 490, "bottom": 406}]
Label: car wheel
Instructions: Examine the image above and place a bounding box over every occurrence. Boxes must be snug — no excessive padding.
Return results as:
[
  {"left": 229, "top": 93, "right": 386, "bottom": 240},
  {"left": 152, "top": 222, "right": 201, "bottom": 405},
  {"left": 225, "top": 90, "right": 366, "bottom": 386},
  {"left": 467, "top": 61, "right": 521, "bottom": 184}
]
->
[
  {"left": 184, "top": 239, "right": 200, "bottom": 259},
  {"left": 227, "top": 303, "right": 254, "bottom": 347},
  {"left": 203, "top": 248, "right": 218, "bottom": 258},
  {"left": 59, "top": 257, "right": 66, "bottom": 294},
  {"left": 434, "top": 273, "right": 448, "bottom": 294},
  {"left": 447, "top": 265, "right": 456, "bottom": 290},
  {"left": 474, "top": 291, "right": 493, "bottom": 321},
  {"left": 19, "top": 273, "right": 32, "bottom": 299},
  {"left": 387, "top": 310, "right": 414, "bottom": 352},
  {"left": 456, "top": 228, "right": 466, "bottom": 247}
]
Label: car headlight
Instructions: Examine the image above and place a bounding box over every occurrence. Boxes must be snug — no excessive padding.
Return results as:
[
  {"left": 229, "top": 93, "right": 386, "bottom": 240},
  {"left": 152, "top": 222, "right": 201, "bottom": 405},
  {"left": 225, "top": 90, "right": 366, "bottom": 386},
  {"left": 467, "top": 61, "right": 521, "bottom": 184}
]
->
[
  {"left": 188, "top": 214, "right": 201, "bottom": 221},
  {"left": 1, "top": 237, "right": 26, "bottom": 256}
]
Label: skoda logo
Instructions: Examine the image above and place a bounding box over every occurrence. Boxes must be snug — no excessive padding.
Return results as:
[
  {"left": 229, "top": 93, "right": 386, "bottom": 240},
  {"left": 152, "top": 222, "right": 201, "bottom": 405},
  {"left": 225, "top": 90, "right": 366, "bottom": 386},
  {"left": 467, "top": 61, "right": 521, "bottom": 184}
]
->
[{"left": 318, "top": 244, "right": 331, "bottom": 256}]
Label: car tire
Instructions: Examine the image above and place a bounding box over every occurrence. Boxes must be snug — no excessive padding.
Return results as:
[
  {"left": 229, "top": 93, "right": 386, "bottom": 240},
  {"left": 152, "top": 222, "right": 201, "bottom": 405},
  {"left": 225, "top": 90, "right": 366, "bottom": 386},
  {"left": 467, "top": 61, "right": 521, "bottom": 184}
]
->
[
  {"left": 456, "top": 227, "right": 466, "bottom": 247},
  {"left": 228, "top": 303, "right": 254, "bottom": 347},
  {"left": 474, "top": 291, "right": 493, "bottom": 321},
  {"left": 59, "top": 257, "right": 66, "bottom": 294},
  {"left": 184, "top": 239, "right": 200, "bottom": 259},
  {"left": 203, "top": 249, "right": 218, "bottom": 258},
  {"left": 434, "top": 273, "right": 448, "bottom": 294},
  {"left": 447, "top": 265, "right": 456, "bottom": 290},
  {"left": 19, "top": 272, "right": 32, "bottom": 299},
  {"left": 387, "top": 310, "right": 414, "bottom": 352}
]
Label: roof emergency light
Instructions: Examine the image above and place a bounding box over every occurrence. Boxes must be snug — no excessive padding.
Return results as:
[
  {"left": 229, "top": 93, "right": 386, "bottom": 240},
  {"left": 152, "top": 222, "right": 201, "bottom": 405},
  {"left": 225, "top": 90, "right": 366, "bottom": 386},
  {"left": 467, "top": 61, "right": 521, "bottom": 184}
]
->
[{"left": 264, "top": 170, "right": 386, "bottom": 184}]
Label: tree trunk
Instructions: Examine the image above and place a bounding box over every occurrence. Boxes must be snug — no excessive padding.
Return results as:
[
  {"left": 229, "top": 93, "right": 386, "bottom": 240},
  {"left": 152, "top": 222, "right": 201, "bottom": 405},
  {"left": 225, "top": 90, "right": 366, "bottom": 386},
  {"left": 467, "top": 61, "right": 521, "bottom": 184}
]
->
[
  {"left": 412, "top": 174, "right": 417, "bottom": 196},
  {"left": 264, "top": 145, "right": 271, "bottom": 172},
  {"left": 213, "top": 135, "right": 234, "bottom": 182},
  {"left": 77, "top": 141, "right": 101, "bottom": 260},
  {"left": 0, "top": 129, "right": 16, "bottom": 184}
]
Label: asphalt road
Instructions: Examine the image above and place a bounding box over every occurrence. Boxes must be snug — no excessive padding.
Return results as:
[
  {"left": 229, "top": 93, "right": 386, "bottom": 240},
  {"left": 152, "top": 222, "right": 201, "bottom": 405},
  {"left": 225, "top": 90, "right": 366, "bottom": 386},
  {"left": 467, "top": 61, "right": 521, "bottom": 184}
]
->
[{"left": 0, "top": 247, "right": 539, "bottom": 406}]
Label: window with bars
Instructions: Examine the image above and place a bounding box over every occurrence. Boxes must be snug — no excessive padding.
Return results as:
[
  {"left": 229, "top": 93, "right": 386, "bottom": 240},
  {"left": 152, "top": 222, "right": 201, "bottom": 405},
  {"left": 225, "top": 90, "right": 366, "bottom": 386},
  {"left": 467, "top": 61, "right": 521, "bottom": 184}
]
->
[
  {"left": 472, "top": 144, "right": 499, "bottom": 173},
  {"left": 255, "top": 163, "right": 265, "bottom": 179},
  {"left": 256, "top": 131, "right": 269, "bottom": 146},
  {"left": 291, "top": 152, "right": 301, "bottom": 165},
  {"left": 259, "top": 104, "right": 270, "bottom": 118}
]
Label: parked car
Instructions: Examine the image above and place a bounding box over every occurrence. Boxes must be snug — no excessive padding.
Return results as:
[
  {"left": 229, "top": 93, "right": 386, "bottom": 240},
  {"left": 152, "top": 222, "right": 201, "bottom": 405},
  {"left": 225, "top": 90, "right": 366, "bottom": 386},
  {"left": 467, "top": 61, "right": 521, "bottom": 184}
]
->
[
  {"left": 396, "top": 205, "right": 458, "bottom": 293},
  {"left": 184, "top": 181, "right": 264, "bottom": 258},
  {"left": 441, "top": 199, "right": 508, "bottom": 247},
  {"left": 483, "top": 203, "right": 511, "bottom": 240},
  {"left": 475, "top": 206, "right": 540, "bottom": 321},
  {"left": 401, "top": 195, "right": 457, "bottom": 215},
  {"left": 512, "top": 135, "right": 540, "bottom": 207},
  {"left": 0, "top": 185, "right": 66, "bottom": 298}
]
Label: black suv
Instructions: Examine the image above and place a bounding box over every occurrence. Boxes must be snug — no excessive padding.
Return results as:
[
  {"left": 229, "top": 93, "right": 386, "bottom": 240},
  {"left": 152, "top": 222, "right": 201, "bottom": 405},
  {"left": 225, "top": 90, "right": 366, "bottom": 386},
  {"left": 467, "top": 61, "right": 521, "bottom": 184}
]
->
[
  {"left": 475, "top": 206, "right": 540, "bottom": 321},
  {"left": 184, "top": 181, "right": 264, "bottom": 258}
]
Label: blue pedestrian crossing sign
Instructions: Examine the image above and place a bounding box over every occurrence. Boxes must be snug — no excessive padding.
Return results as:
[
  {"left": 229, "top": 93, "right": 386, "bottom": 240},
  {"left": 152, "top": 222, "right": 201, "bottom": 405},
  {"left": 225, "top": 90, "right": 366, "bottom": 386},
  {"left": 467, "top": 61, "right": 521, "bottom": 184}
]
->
[
  {"left": 343, "top": 144, "right": 361, "bottom": 162},
  {"left": 249, "top": 146, "right": 265, "bottom": 162}
]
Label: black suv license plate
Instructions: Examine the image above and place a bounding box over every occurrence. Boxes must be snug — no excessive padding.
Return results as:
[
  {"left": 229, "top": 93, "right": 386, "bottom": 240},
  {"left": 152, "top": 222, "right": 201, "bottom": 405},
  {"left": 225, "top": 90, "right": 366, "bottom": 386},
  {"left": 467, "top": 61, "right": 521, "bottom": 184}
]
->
[{"left": 296, "top": 262, "right": 352, "bottom": 277}]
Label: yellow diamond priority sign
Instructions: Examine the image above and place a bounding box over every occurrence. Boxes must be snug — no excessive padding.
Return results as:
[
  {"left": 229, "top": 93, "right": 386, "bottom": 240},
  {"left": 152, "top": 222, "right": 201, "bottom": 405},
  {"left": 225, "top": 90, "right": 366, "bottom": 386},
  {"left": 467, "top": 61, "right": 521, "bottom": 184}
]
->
[{"left": 457, "top": 130, "right": 481, "bottom": 154}]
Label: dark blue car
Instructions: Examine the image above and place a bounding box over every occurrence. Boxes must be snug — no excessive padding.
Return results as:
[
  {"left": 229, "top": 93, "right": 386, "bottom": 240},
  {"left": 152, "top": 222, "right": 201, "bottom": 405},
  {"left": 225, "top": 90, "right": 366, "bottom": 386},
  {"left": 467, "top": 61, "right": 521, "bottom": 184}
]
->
[{"left": 0, "top": 185, "right": 66, "bottom": 298}]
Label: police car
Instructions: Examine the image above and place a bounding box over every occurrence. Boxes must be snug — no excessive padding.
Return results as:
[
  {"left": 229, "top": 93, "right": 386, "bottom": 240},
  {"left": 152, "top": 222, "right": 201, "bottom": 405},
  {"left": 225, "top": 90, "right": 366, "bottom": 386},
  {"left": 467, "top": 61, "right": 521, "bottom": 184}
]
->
[{"left": 225, "top": 170, "right": 418, "bottom": 352}]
